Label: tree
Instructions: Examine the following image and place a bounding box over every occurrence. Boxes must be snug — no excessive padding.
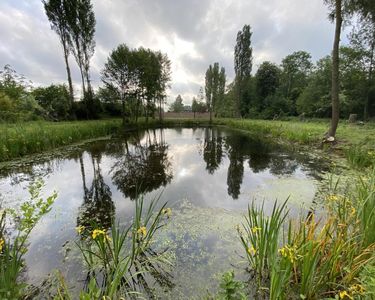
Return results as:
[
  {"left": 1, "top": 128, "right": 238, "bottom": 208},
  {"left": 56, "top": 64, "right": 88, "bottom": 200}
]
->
[
  {"left": 280, "top": 51, "right": 313, "bottom": 115},
  {"left": 340, "top": 46, "right": 368, "bottom": 117},
  {"left": 324, "top": 0, "right": 344, "bottom": 138},
  {"left": 205, "top": 63, "right": 226, "bottom": 121},
  {"left": 349, "top": 15, "right": 375, "bottom": 119},
  {"left": 169, "top": 95, "right": 184, "bottom": 112},
  {"left": 33, "top": 84, "right": 71, "bottom": 120},
  {"left": 205, "top": 65, "right": 213, "bottom": 121},
  {"left": 255, "top": 62, "right": 281, "bottom": 103},
  {"left": 155, "top": 52, "right": 171, "bottom": 121},
  {"left": 101, "top": 44, "right": 135, "bottom": 125},
  {"left": 43, "top": 0, "right": 74, "bottom": 106},
  {"left": 192, "top": 97, "right": 198, "bottom": 118},
  {"left": 234, "top": 24, "right": 253, "bottom": 117},
  {"left": 296, "top": 56, "right": 332, "bottom": 117},
  {"left": 66, "top": 0, "right": 96, "bottom": 97}
]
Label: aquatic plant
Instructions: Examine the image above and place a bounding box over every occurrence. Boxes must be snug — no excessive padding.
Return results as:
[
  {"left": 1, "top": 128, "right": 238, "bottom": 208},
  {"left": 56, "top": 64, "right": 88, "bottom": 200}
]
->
[
  {"left": 71, "top": 195, "right": 171, "bottom": 298},
  {"left": 238, "top": 169, "right": 375, "bottom": 299},
  {"left": 345, "top": 146, "right": 375, "bottom": 169},
  {"left": 0, "top": 179, "right": 56, "bottom": 299}
]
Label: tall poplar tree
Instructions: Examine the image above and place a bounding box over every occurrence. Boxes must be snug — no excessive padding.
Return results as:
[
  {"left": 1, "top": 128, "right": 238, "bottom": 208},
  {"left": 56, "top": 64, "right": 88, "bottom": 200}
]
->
[
  {"left": 205, "top": 65, "right": 213, "bottom": 122},
  {"left": 43, "top": 0, "right": 74, "bottom": 106},
  {"left": 205, "top": 63, "right": 226, "bottom": 121},
  {"left": 67, "top": 0, "right": 96, "bottom": 96},
  {"left": 234, "top": 24, "right": 253, "bottom": 117}
]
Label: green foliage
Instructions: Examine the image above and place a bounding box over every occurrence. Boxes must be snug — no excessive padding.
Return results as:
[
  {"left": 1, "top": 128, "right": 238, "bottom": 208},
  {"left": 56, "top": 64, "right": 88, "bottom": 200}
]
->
[
  {"left": 279, "top": 51, "right": 313, "bottom": 115},
  {"left": 67, "top": 195, "right": 170, "bottom": 298},
  {"left": 0, "top": 65, "right": 45, "bottom": 122},
  {"left": 217, "top": 271, "right": 246, "bottom": 300},
  {"left": 0, "top": 119, "right": 121, "bottom": 161},
  {"left": 169, "top": 95, "right": 184, "bottom": 112},
  {"left": 256, "top": 61, "right": 281, "bottom": 103},
  {"left": 101, "top": 44, "right": 171, "bottom": 123},
  {"left": 360, "top": 264, "right": 375, "bottom": 299},
  {"left": 238, "top": 171, "right": 375, "bottom": 299},
  {"left": 234, "top": 24, "right": 253, "bottom": 117},
  {"left": 345, "top": 146, "right": 375, "bottom": 169},
  {"left": 205, "top": 63, "right": 226, "bottom": 120},
  {"left": 33, "top": 84, "right": 71, "bottom": 120},
  {"left": 238, "top": 200, "right": 288, "bottom": 286},
  {"left": 0, "top": 180, "right": 57, "bottom": 299},
  {"left": 296, "top": 56, "right": 332, "bottom": 117}
]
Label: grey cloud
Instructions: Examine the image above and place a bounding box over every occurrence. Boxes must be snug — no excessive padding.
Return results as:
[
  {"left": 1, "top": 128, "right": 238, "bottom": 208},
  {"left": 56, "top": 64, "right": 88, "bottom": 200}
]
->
[{"left": 0, "top": 0, "right": 346, "bottom": 101}]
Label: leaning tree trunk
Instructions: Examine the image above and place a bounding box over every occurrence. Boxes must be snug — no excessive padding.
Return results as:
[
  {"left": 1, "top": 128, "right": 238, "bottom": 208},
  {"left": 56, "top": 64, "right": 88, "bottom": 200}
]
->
[
  {"left": 327, "top": 0, "right": 342, "bottom": 138},
  {"left": 62, "top": 44, "right": 74, "bottom": 107}
]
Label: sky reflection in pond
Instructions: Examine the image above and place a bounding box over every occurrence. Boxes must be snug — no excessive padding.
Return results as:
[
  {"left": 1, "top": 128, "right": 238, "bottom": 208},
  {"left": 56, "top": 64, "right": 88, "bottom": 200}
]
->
[{"left": 0, "top": 127, "right": 325, "bottom": 297}]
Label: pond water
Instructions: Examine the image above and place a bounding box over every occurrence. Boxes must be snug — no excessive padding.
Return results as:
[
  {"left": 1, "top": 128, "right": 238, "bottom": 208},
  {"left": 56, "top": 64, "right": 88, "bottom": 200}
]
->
[{"left": 0, "top": 127, "right": 326, "bottom": 298}]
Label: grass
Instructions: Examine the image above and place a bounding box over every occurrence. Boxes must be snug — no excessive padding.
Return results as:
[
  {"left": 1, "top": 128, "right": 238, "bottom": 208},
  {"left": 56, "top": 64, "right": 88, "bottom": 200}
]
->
[
  {"left": 1, "top": 117, "right": 374, "bottom": 168},
  {"left": 0, "top": 119, "right": 121, "bottom": 161},
  {"left": 238, "top": 168, "right": 375, "bottom": 299}
]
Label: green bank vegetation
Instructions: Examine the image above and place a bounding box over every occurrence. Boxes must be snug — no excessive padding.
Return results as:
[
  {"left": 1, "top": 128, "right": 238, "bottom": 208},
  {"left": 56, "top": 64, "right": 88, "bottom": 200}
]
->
[{"left": 1, "top": 118, "right": 375, "bottom": 171}]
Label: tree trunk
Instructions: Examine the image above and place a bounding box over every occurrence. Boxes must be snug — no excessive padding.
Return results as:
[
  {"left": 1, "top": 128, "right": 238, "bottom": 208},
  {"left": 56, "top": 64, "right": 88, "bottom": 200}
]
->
[
  {"left": 158, "top": 99, "right": 163, "bottom": 122},
  {"left": 122, "top": 99, "right": 126, "bottom": 127},
  {"left": 62, "top": 43, "right": 74, "bottom": 107},
  {"left": 365, "top": 40, "right": 374, "bottom": 121},
  {"left": 327, "top": 0, "right": 342, "bottom": 138}
]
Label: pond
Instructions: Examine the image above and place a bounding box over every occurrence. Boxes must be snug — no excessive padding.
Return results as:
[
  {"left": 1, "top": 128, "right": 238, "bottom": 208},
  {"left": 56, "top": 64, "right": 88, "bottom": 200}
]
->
[{"left": 0, "top": 127, "right": 326, "bottom": 298}]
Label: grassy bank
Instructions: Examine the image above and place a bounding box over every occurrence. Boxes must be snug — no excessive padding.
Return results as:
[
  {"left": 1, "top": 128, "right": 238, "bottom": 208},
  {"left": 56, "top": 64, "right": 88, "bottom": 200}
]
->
[
  {"left": 0, "top": 119, "right": 121, "bottom": 161},
  {"left": 214, "top": 118, "right": 375, "bottom": 169},
  {"left": 1, "top": 117, "right": 374, "bottom": 165},
  {"left": 214, "top": 118, "right": 375, "bottom": 147}
]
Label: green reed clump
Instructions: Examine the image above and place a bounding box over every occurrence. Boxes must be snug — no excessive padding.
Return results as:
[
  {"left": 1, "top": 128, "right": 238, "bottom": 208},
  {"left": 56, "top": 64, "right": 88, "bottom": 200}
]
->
[
  {"left": 238, "top": 200, "right": 288, "bottom": 288},
  {"left": 0, "top": 119, "right": 121, "bottom": 161},
  {"left": 345, "top": 146, "right": 375, "bottom": 169},
  {"left": 70, "top": 195, "right": 171, "bottom": 299},
  {"left": 0, "top": 179, "right": 56, "bottom": 299},
  {"left": 238, "top": 169, "right": 375, "bottom": 300}
]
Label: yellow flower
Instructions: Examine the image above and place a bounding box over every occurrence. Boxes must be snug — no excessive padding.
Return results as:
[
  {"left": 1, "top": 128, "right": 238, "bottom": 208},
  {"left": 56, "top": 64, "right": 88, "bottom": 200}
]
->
[
  {"left": 349, "top": 284, "right": 365, "bottom": 295},
  {"left": 278, "top": 244, "right": 299, "bottom": 264},
  {"left": 251, "top": 226, "right": 262, "bottom": 234},
  {"left": 76, "top": 225, "right": 85, "bottom": 235},
  {"left": 339, "top": 290, "right": 353, "bottom": 300},
  {"left": 247, "top": 246, "right": 256, "bottom": 256},
  {"left": 162, "top": 208, "right": 172, "bottom": 217},
  {"left": 0, "top": 238, "right": 4, "bottom": 252},
  {"left": 326, "top": 194, "right": 339, "bottom": 202},
  {"left": 92, "top": 229, "right": 106, "bottom": 239},
  {"left": 350, "top": 207, "right": 356, "bottom": 216},
  {"left": 137, "top": 226, "right": 147, "bottom": 237}
]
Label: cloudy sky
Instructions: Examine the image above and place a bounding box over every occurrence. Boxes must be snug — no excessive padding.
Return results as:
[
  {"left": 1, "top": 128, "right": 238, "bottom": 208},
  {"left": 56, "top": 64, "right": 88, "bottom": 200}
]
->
[{"left": 0, "top": 0, "right": 349, "bottom": 105}]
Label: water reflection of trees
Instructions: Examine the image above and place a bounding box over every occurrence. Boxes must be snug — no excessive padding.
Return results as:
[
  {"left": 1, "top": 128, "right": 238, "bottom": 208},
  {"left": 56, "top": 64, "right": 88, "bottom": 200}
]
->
[
  {"left": 201, "top": 128, "right": 303, "bottom": 200},
  {"left": 202, "top": 128, "right": 223, "bottom": 174},
  {"left": 110, "top": 129, "right": 173, "bottom": 200},
  {"left": 76, "top": 147, "right": 115, "bottom": 230}
]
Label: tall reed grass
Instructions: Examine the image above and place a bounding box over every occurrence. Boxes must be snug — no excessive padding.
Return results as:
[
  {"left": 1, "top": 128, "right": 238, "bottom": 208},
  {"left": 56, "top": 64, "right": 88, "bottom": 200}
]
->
[
  {"left": 0, "top": 119, "right": 121, "bottom": 161},
  {"left": 62, "top": 195, "right": 171, "bottom": 298},
  {"left": 238, "top": 168, "right": 375, "bottom": 299}
]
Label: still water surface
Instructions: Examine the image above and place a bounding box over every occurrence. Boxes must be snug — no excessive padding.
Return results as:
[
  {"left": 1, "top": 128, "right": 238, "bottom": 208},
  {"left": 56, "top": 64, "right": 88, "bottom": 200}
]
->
[{"left": 0, "top": 127, "right": 324, "bottom": 298}]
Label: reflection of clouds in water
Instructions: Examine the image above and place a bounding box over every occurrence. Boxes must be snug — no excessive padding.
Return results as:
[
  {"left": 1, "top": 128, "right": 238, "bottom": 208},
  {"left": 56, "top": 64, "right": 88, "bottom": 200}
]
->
[{"left": 0, "top": 127, "right": 322, "bottom": 289}]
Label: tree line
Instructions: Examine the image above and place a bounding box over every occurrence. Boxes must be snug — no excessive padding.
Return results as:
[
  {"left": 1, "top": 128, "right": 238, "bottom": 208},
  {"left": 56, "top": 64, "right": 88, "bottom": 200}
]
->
[
  {"left": 0, "top": 0, "right": 171, "bottom": 124},
  {"left": 199, "top": 0, "right": 375, "bottom": 139}
]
